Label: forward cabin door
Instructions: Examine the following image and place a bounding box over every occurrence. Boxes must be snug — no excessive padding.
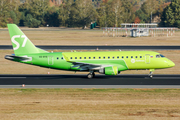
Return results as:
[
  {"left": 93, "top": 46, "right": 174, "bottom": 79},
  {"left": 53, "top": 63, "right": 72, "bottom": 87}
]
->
[
  {"left": 145, "top": 54, "right": 150, "bottom": 64},
  {"left": 48, "top": 56, "right": 53, "bottom": 65}
]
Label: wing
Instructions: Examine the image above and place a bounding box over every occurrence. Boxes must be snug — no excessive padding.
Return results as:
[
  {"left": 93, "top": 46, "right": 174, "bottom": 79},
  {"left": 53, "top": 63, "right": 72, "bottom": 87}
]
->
[
  {"left": 71, "top": 62, "right": 103, "bottom": 71},
  {"left": 63, "top": 54, "right": 110, "bottom": 71}
]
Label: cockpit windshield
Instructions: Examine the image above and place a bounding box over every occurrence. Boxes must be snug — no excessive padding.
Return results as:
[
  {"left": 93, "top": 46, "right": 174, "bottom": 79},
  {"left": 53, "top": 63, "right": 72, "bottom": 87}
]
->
[
  {"left": 160, "top": 54, "right": 165, "bottom": 57},
  {"left": 156, "top": 54, "right": 165, "bottom": 58},
  {"left": 156, "top": 55, "right": 160, "bottom": 58}
]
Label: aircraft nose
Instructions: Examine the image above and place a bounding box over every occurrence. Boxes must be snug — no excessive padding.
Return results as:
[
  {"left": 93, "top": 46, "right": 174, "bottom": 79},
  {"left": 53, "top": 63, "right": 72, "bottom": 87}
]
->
[{"left": 168, "top": 60, "right": 175, "bottom": 67}]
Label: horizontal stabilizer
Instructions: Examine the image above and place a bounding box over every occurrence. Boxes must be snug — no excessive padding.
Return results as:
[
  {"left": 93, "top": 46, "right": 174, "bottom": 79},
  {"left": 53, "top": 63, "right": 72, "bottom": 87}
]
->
[{"left": 5, "top": 55, "right": 32, "bottom": 62}]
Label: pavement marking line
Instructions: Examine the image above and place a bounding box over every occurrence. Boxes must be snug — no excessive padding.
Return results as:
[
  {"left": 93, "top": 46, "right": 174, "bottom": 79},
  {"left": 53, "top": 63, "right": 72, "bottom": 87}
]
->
[
  {"left": 153, "top": 77, "right": 180, "bottom": 79},
  {"left": 0, "top": 77, "right": 26, "bottom": 79}
]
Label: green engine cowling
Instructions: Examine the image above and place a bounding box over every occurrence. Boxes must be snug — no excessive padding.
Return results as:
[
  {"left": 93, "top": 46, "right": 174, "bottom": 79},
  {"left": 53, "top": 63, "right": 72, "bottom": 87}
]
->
[{"left": 99, "top": 66, "right": 118, "bottom": 75}]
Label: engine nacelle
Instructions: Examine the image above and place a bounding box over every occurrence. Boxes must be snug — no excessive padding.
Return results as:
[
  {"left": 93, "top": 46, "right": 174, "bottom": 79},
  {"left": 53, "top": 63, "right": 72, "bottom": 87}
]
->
[{"left": 99, "top": 66, "right": 118, "bottom": 75}]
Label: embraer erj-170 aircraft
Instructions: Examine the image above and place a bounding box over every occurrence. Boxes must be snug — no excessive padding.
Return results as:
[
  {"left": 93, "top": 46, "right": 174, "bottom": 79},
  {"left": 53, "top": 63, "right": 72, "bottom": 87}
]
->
[{"left": 5, "top": 24, "right": 175, "bottom": 78}]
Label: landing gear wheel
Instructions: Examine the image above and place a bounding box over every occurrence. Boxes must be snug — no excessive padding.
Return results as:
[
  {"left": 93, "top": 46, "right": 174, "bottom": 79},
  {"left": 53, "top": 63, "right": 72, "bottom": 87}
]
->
[
  {"left": 87, "top": 73, "right": 93, "bottom": 79},
  {"left": 149, "top": 71, "right": 153, "bottom": 78},
  {"left": 87, "top": 72, "right": 95, "bottom": 79},
  {"left": 149, "top": 74, "right": 153, "bottom": 78}
]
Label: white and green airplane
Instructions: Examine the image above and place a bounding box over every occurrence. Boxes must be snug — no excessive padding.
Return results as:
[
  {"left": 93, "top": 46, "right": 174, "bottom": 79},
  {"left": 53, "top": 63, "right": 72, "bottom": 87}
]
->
[{"left": 5, "top": 24, "right": 175, "bottom": 78}]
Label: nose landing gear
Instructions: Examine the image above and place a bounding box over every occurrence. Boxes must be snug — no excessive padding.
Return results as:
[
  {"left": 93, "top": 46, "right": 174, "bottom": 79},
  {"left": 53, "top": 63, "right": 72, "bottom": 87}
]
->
[
  {"left": 149, "top": 71, "right": 153, "bottom": 78},
  {"left": 149, "top": 69, "right": 154, "bottom": 78}
]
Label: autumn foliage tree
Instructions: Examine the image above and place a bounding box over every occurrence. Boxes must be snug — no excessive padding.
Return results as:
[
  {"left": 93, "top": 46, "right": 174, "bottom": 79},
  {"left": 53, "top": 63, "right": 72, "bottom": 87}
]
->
[
  {"left": 0, "top": 0, "right": 177, "bottom": 28},
  {"left": 134, "top": 17, "right": 141, "bottom": 23}
]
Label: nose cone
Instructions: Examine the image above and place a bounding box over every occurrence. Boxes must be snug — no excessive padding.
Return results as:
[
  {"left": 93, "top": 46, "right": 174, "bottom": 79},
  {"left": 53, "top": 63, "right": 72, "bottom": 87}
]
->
[{"left": 168, "top": 60, "right": 175, "bottom": 67}]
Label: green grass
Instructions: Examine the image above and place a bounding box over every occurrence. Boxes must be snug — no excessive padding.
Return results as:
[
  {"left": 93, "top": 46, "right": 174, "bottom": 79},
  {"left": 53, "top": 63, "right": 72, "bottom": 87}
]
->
[{"left": 1, "top": 88, "right": 180, "bottom": 119}]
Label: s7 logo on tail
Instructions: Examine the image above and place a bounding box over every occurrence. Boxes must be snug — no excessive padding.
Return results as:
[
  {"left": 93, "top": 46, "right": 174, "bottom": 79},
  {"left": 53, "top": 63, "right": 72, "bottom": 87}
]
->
[{"left": 11, "top": 35, "right": 28, "bottom": 50}]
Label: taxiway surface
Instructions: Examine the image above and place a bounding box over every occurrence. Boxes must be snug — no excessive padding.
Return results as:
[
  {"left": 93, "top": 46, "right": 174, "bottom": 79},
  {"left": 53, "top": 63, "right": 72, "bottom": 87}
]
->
[{"left": 0, "top": 74, "right": 180, "bottom": 88}]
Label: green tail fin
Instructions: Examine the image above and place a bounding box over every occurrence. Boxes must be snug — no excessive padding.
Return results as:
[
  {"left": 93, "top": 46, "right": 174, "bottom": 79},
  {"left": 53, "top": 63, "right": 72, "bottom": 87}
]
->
[{"left": 7, "top": 24, "right": 48, "bottom": 55}]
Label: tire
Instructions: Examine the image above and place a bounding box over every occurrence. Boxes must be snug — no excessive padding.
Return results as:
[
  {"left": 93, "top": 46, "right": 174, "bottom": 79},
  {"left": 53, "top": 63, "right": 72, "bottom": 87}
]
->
[
  {"left": 149, "top": 75, "right": 153, "bottom": 78},
  {"left": 87, "top": 74, "right": 93, "bottom": 79}
]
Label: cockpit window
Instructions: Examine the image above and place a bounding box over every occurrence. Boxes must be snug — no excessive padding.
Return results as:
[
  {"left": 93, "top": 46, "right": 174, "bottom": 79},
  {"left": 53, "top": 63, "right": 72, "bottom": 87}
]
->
[
  {"left": 160, "top": 54, "right": 165, "bottom": 57},
  {"left": 156, "top": 55, "right": 161, "bottom": 58}
]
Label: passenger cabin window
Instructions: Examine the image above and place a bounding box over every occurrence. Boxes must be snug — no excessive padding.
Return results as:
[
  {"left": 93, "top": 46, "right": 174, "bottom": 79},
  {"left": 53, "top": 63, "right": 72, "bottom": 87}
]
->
[
  {"left": 126, "top": 56, "right": 128, "bottom": 58},
  {"left": 61, "top": 57, "right": 63, "bottom": 59},
  {"left": 117, "top": 56, "right": 119, "bottom": 59},
  {"left": 103, "top": 57, "right": 105, "bottom": 59},
  {"left": 156, "top": 55, "right": 161, "bottom": 58},
  {"left": 140, "top": 56, "right": 142, "bottom": 58},
  {"left": 99, "top": 57, "right": 101, "bottom": 59},
  {"left": 112, "top": 57, "right": 114, "bottom": 59},
  {"left": 122, "top": 56, "right": 124, "bottom": 58},
  {"left": 89, "top": 57, "right": 91, "bottom": 59},
  {"left": 80, "top": 57, "right": 82, "bottom": 59},
  {"left": 131, "top": 56, "right": 133, "bottom": 58},
  {"left": 108, "top": 57, "right": 110, "bottom": 59},
  {"left": 57, "top": 57, "right": 59, "bottom": 60},
  {"left": 136, "top": 56, "right": 137, "bottom": 58},
  {"left": 75, "top": 57, "right": 77, "bottom": 59},
  {"left": 70, "top": 57, "right": 72, "bottom": 59},
  {"left": 93, "top": 57, "right": 95, "bottom": 59},
  {"left": 84, "top": 57, "right": 86, "bottom": 59}
]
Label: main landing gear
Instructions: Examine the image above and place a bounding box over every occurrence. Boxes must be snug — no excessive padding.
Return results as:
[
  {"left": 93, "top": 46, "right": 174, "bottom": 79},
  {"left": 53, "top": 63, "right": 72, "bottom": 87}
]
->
[{"left": 87, "top": 71, "right": 95, "bottom": 79}]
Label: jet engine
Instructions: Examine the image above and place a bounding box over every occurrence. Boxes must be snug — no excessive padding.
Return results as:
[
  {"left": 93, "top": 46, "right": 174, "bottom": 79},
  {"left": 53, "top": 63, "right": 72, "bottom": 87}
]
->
[{"left": 99, "top": 66, "right": 118, "bottom": 75}]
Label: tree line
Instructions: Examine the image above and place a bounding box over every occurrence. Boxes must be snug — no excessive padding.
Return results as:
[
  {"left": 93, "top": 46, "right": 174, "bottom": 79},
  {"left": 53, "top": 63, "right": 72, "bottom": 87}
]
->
[{"left": 0, "top": 0, "right": 179, "bottom": 28}]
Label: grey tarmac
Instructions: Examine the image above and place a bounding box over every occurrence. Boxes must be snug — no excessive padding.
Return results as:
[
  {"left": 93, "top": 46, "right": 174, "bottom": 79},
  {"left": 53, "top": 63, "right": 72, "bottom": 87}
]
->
[{"left": 0, "top": 74, "right": 180, "bottom": 88}]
